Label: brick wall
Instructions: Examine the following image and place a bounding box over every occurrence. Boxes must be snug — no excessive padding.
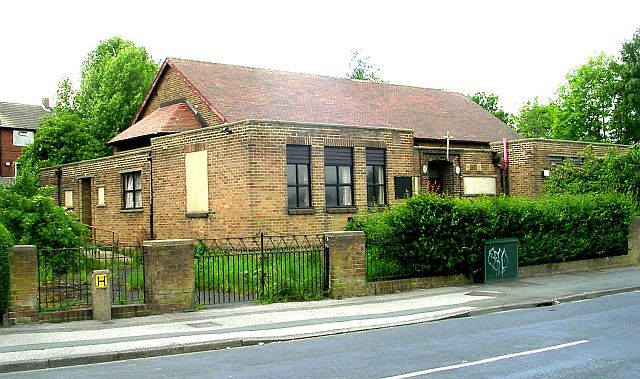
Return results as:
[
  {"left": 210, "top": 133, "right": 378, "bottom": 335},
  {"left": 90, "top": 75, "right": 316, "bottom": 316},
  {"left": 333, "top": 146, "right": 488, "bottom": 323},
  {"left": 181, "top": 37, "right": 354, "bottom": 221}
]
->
[
  {"left": 138, "top": 67, "right": 223, "bottom": 127},
  {"left": 40, "top": 150, "right": 151, "bottom": 243},
  {"left": 414, "top": 143, "right": 499, "bottom": 196},
  {"left": 0, "top": 129, "right": 21, "bottom": 178},
  {"left": 8, "top": 245, "right": 38, "bottom": 324},
  {"left": 491, "top": 139, "right": 629, "bottom": 197}
]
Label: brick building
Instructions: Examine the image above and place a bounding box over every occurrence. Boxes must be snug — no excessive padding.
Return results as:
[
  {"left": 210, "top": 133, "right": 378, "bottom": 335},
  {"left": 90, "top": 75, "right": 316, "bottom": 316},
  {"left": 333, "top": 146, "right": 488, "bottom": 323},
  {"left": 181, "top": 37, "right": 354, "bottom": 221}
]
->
[
  {"left": 41, "top": 58, "right": 622, "bottom": 243},
  {"left": 0, "top": 100, "right": 49, "bottom": 184}
]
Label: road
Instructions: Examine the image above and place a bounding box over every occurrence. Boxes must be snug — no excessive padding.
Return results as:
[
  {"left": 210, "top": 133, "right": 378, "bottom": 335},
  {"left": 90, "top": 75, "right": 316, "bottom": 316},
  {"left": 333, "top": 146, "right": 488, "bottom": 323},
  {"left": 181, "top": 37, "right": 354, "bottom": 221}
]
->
[{"left": 3, "top": 291, "right": 640, "bottom": 378}]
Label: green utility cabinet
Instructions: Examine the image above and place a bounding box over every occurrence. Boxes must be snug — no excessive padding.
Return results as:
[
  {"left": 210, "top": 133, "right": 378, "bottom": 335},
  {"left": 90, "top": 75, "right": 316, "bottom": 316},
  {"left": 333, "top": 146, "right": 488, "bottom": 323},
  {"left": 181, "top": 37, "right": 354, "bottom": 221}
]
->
[{"left": 483, "top": 238, "right": 518, "bottom": 283}]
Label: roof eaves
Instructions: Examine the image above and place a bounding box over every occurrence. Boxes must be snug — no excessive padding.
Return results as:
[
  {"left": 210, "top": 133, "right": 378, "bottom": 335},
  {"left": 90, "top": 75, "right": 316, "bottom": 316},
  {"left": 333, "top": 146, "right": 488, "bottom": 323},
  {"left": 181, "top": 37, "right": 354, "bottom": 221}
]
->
[{"left": 167, "top": 58, "right": 227, "bottom": 124}]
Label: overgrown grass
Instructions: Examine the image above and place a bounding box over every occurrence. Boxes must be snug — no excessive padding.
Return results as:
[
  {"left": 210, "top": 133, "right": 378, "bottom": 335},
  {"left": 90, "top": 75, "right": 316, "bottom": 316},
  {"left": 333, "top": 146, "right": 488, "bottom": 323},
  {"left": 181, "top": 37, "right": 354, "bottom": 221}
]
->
[{"left": 194, "top": 247, "right": 325, "bottom": 303}]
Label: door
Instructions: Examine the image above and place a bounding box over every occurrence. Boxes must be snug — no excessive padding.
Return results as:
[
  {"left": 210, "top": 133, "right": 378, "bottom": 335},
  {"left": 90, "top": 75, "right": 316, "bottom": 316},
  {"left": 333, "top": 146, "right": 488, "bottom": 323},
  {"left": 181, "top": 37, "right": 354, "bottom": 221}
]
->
[{"left": 80, "top": 178, "right": 92, "bottom": 226}]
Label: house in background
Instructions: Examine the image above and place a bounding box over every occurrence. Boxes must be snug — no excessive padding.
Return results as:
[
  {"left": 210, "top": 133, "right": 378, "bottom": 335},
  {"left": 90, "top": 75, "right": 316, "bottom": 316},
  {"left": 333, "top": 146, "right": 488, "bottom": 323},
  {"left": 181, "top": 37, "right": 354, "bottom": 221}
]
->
[
  {"left": 0, "top": 100, "right": 50, "bottom": 184},
  {"left": 45, "top": 58, "right": 606, "bottom": 244}
]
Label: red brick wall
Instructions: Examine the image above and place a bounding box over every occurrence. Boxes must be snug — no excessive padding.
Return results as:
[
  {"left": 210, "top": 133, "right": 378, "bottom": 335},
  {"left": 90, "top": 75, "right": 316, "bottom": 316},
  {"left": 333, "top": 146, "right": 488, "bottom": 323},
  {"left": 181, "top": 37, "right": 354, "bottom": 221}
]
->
[{"left": 0, "top": 129, "right": 22, "bottom": 177}]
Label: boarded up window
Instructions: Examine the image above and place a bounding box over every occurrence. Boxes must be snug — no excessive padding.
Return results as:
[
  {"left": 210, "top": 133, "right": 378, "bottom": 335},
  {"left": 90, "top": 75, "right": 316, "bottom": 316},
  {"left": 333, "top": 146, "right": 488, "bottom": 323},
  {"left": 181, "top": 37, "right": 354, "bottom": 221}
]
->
[
  {"left": 97, "top": 186, "right": 105, "bottom": 206},
  {"left": 463, "top": 177, "right": 497, "bottom": 195},
  {"left": 185, "top": 150, "right": 209, "bottom": 216},
  {"left": 64, "top": 190, "right": 73, "bottom": 209}
]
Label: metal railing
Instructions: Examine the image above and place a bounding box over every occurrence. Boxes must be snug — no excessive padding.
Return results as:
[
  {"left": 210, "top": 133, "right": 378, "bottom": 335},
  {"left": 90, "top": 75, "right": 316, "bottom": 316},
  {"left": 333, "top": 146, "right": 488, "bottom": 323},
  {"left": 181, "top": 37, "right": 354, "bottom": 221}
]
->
[
  {"left": 194, "top": 233, "right": 328, "bottom": 305},
  {"left": 82, "top": 224, "right": 118, "bottom": 246},
  {"left": 37, "top": 245, "right": 145, "bottom": 311}
]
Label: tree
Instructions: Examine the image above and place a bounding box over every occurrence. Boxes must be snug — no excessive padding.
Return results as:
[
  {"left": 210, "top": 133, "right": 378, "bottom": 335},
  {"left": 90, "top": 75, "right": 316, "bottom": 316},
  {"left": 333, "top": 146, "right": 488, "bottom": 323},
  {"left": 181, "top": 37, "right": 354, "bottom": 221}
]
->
[
  {"left": 553, "top": 53, "right": 618, "bottom": 142},
  {"left": 514, "top": 97, "right": 557, "bottom": 138},
  {"left": 347, "top": 50, "right": 384, "bottom": 82},
  {"left": 468, "top": 92, "right": 512, "bottom": 125},
  {"left": 20, "top": 36, "right": 158, "bottom": 168},
  {"left": 613, "top": 28, "right": 640, "bottom": 144}
]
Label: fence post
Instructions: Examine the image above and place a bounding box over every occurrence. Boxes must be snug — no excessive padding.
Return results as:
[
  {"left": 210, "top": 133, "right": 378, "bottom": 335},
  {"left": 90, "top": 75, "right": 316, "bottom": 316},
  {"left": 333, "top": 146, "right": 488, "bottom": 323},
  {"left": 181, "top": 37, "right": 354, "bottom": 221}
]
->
[
  {"left": 260, "top": 232, "right": 265, "bottom": 298},
  {"left": 91, "top": 269, "right": 111, "bottom": 321},
  {"left": 324, "top": 231, "right": 369, "bottom": 299},
  {"left": 143, "top": 239, "right": 195, "bottom": 314},
  {"left": 629, "top": 217, "right": 640, "bottom": 266},
  {"left": 8, "top": 245, "right": 39, "bottom": 324}
]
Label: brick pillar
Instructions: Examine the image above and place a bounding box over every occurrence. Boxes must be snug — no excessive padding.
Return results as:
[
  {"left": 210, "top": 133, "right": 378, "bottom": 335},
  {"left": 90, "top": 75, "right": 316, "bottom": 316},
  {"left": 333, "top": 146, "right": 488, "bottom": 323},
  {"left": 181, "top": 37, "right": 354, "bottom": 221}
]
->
[
  {"left": 629, "top": 217, "right": 640, "bottom": 266},
  {"left": 325, "top": 231, "right": 368, "bottom": 299},
  {"left": 8, "top": 245, "right": 39, "bottom": 324},
  {"left": 143, "top": 239, "right": 195, "bottom": 313}
]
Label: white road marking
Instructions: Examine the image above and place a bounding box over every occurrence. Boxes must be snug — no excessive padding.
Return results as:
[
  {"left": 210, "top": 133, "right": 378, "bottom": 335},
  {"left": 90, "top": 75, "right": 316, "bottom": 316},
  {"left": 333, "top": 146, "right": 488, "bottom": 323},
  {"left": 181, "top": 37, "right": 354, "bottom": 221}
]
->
[{"left": 382, "top": 340, "right": 589, "bottom": 379}]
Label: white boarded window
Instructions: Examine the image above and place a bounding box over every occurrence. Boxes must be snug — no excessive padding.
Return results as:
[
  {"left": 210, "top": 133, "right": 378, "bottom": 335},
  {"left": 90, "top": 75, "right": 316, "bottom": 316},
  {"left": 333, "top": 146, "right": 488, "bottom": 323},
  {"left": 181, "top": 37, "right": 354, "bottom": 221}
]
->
[
  {"left": 463, "top": 177, "right": 497, "bottom": 196},
  {"left": 185, "top": 150, "right": 209, "bottom": 215},
  {"left": 97, "top": 186, "right": 105, "bottom": 206},
  {"left": 64, "top": 190, "right": 73, "bottom": 209}
]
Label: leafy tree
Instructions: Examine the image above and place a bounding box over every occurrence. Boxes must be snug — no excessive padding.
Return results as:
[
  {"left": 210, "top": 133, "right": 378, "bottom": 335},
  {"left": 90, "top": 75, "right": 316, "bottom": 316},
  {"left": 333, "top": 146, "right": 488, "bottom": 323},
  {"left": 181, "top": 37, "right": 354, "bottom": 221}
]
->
[
  {"left": 514, "top": 97, "right": 557, "bottom": 138},
  {"left": 554, "top": 54, "right": 618, "bottom": 142},
  {"left": 347, "top": 50, "right": 384, "bottom": 82},
  {"left": 613, "top": 28, "right": 640, "bottom": 144},
  {"left": 468, "top": 92, "right": 512, "bottom": 125},
  {"left": 20, "top": 36, "right": 158, "bottom": 168}
]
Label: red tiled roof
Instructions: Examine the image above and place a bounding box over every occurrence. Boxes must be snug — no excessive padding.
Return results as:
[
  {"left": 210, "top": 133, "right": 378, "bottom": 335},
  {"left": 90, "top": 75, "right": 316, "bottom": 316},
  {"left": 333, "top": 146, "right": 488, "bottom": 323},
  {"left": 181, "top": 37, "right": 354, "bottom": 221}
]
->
[
  {"left": 162, "top": 58, "right": 521, "bottom": 143},
  {"left": 108, "top": 102, "right": 201, "bottom": 145}
]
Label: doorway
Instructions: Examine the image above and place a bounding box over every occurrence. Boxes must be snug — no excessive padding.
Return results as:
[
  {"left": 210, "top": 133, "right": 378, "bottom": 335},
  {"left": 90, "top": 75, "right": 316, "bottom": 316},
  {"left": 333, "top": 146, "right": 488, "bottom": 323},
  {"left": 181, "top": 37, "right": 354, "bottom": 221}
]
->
[{"left": 80, "top": 178, "right": 92, "bottom": 226}]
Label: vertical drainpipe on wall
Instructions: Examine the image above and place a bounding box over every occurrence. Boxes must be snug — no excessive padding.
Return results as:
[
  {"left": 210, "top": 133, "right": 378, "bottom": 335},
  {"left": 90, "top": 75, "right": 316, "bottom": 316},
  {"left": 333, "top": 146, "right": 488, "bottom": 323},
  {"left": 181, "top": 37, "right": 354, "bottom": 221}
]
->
[
  {"left": 147, "top": 151, "right": 154, "bottom": 240},
  {"left": 55, "top": 167, "right": 62, "bottom": 206}
]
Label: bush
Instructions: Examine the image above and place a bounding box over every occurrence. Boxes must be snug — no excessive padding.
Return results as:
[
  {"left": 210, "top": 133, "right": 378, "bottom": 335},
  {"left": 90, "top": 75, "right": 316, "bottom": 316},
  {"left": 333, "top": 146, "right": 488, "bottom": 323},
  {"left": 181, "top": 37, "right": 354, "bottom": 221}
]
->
[
  {"left": 546, "top": 144, "right": 640, "bottom": 204},
  {"left": 0, "top": 170, "right": 88, "bottom": 250},
  {"left": 347, "top": 193, "right": 636, "bottom": 277},
  {"left": 0, "top": 223, "right": 12, "bottom": 314}
]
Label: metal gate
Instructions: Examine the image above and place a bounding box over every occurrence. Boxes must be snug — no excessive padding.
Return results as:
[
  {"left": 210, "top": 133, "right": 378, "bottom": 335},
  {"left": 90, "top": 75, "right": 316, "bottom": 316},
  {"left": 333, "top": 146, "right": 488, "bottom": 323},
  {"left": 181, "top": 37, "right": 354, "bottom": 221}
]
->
[
  {"left": 194, "top": 233, "right": 328, "bottom": 305},
  {"left": 37, "top": 245, "right": 145, "bottom": 311}
]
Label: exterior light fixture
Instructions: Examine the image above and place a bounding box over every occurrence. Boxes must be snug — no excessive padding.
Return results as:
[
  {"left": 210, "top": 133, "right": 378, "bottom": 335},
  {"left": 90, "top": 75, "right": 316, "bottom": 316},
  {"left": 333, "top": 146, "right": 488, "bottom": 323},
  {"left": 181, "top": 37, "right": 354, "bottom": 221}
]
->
[{"left": 542, "top": 169, "right": 551, "bottom": 178}]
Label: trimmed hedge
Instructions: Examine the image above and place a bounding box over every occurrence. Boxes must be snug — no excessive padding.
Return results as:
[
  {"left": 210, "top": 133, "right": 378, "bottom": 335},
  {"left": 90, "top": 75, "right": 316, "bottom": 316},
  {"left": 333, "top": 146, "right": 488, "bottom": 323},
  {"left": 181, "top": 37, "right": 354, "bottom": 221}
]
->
[
  {"left": 347, "top": 193, "right": 637, "bottom": 277},
  {"left": 0, "top": 223, "right": 12, "bottom": 314}
]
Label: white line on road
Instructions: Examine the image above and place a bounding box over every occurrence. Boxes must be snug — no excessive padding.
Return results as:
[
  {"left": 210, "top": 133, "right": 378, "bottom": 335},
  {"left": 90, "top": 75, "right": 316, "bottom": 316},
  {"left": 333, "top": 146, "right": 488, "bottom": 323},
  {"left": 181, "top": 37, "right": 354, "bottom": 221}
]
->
[{"left": 382, "top": 340, "right": 589, "bottom": 379}]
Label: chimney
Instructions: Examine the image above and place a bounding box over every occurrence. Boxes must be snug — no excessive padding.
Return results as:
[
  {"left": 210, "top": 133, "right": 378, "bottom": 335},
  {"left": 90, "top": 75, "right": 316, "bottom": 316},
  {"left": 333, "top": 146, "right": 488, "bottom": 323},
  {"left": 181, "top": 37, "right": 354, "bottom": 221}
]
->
[{"left": 42, "top": 97, "right": 51, "bottom": 110}]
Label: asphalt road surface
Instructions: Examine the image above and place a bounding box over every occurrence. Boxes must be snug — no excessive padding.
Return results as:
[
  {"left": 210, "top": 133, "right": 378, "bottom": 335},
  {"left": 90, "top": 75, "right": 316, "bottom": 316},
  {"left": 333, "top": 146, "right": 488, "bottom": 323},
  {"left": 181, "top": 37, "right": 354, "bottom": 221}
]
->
[{"left": 4, "top": 291, "right": 640, "bottom": 378}]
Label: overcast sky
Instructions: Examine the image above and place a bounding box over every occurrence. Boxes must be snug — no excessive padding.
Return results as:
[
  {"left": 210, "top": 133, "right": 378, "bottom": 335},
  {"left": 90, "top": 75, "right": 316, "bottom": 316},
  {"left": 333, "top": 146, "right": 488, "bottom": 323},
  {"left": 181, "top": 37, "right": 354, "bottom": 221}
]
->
[{"left": 2, "top": 0, "right": 639, "bottom": 113}]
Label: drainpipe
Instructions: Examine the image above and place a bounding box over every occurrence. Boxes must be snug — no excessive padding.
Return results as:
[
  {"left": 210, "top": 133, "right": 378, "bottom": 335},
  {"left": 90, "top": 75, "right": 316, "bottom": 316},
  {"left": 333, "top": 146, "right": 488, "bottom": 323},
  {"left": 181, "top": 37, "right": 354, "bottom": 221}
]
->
[
  {"left": 147, "top": 151, "right": 154, "bottom": 240},
  {"left": 55, "top": 167, "right": 62, "bottom": 206}
]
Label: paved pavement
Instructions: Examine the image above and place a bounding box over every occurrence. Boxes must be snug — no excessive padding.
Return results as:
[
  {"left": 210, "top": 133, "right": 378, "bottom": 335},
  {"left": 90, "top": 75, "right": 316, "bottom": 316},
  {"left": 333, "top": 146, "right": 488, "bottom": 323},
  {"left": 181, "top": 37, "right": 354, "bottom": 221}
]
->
[{"left": 1, "top": 266, "right": 639, "bottom": 374}]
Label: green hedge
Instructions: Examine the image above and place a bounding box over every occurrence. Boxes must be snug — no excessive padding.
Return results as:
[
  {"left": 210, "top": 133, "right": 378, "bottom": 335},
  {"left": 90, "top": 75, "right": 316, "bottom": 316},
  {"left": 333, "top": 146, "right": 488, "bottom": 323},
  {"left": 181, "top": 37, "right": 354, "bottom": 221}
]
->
[
  {"left": 0, "top": 223, "right": 12, "bottom": 314},
  {"left": 347, "top": 193, "right": 636, "bottom": 277}
]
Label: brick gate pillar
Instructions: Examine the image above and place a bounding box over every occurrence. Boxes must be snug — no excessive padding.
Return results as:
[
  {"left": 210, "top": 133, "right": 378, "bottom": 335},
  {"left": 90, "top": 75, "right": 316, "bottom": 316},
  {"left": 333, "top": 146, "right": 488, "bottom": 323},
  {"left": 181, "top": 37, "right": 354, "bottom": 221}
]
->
[
  {"left": 143, "top": 239, "right": 195, "bottom": 313},
  {"left": 325, "top": 231, "right": 369, "bottom": 299},
  {"left": 8, "top": 245, "right": 39, "bottom": 324},
  {"left": 629, "top": 217, "right": 640, "bottom": 266}
]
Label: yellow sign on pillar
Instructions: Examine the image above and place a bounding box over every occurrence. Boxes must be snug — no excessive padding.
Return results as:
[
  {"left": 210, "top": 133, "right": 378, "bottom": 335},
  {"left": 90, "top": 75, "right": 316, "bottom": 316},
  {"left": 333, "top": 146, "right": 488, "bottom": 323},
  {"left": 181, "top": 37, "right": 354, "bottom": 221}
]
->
[{"left": 95, "top": 274, "right": 108, "bottom": 289}]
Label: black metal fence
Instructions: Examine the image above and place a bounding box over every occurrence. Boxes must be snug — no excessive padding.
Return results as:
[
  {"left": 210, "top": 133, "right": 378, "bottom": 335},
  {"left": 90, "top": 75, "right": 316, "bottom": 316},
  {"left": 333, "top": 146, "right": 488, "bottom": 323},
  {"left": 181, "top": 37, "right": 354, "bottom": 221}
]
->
[
  {"left": 194, "top": 233, "right": 328, "bottom": 305},
  {"left": 365, "top": 240, "right": 413, "bottom": 282},
  {"left": 37, "top": 245, "right": 145, "bottom": 311}
]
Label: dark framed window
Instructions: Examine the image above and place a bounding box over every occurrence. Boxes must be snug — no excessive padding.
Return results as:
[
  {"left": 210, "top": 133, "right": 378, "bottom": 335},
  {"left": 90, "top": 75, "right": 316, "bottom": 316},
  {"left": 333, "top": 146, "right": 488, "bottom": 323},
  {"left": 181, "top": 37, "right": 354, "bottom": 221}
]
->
[
  {"left": 122, "top": 172, "right": 142, "bottom": 209},
  {"left": 394, "top": 176, "right": 413, "bottom": 199},
  {"left": 287, "top": 145, "right": 311, "bottom": 208},
  {"left": 325, "top": 147, "right": 353, "bottom": 208},
  {"left": 366, "top": 148, "right": 386, "bottom": 206}
]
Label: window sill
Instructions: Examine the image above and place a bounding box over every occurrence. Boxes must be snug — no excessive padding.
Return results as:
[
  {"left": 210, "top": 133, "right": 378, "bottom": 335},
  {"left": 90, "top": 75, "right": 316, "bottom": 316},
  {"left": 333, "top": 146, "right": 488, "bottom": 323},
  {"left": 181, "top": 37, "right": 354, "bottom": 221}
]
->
[
  {"left": 326, "top": 206, "right": 357, "bottom": 214},
  {"left": 120, "top": 208, "right": 143, "bottom": 213},
  {"left": 288, "top": 208, "right": 315, "bottom": 215},
  {"left": 186, "top": 212, "right": 209, "bottom": 218}
]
